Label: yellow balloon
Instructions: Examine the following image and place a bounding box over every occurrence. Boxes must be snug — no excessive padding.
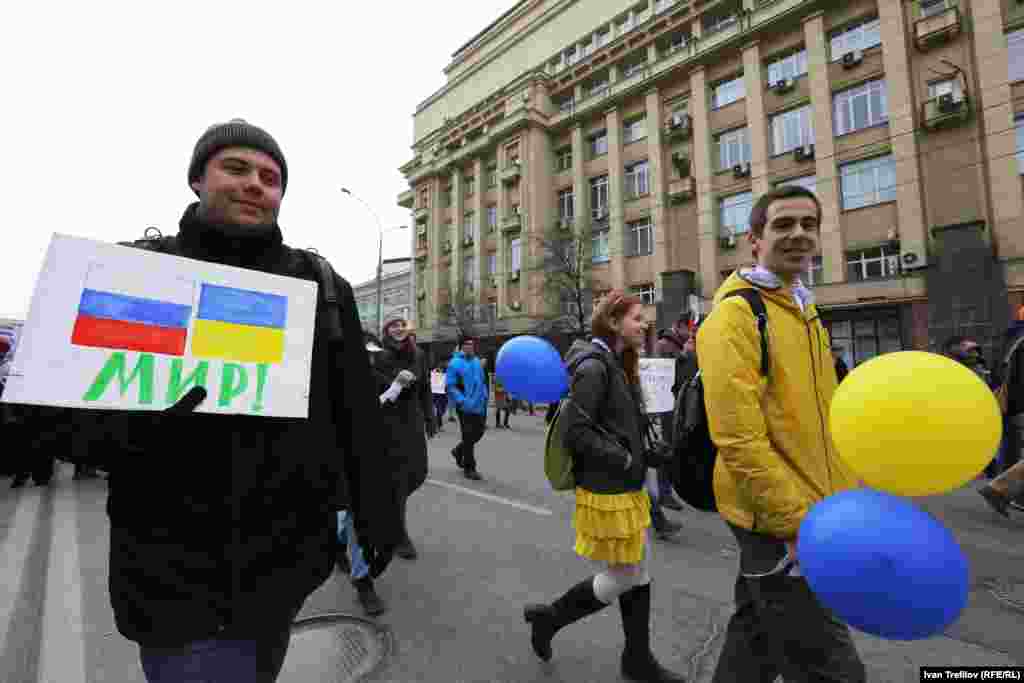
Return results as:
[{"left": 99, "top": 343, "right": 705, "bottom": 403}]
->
[{"left": 830, "top": 351, "right": 1001, "bottom": 497}]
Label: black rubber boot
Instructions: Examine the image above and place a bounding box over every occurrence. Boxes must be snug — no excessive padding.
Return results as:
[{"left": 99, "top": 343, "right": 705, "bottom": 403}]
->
[
  {"left": 523, "top": 577, "right": 609, "bottom": 662},
  {"left": 619, "top": 584, "right": 686, "bottom": 682},
  {"left": 395, "top": 495, "right": 418, "bottom": 560}
]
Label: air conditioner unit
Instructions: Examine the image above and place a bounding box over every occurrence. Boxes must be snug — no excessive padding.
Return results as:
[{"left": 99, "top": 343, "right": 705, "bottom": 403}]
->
[
  {"left": 937, "top": 92, "right": 960, "bottom": 113},
  {"left": 720, "top": 230, "right": 737, "bottom": 249},
  {"left": 668, "top": 113, "right": 692, "bottom": 131},
  {"left": 794, "top": 144, "right": 815, "bottom": 161},
  {"left": 510, "top": 301, "right": 522, "bottom": 311},
  {"left": 842, "top": 50, "right": 863, "bottom": 68},
  {"left": 732, "top": 162, "right": 751, "bottom": 178},
  {"left": 886, "top": 255, "right": 900, "bottom": 275}
]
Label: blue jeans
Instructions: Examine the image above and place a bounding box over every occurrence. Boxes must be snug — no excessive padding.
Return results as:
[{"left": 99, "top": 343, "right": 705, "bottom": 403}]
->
[
  {"left": 336, "top": 511, "right": 369, "bottom": 579},
  {"left": 139, "top": 620, "right": 293, "bottom": 683}
]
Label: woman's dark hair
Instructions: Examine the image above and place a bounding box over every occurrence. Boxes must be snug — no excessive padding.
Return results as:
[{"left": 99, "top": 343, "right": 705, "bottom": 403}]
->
[
  {"left": 590, "top": 289, "right": 643, "bottom": 386},
  {"left": 748, "top": 185, "right": 822, "bottom": 238}
]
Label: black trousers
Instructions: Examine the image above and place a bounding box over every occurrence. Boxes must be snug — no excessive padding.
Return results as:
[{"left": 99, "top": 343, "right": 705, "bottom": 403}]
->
[
  {"left": 455, "top": 410, "right": 486, "bottom": 472},
  {"left": 712, "top": 525, "right": 865, "bottom": 683}
]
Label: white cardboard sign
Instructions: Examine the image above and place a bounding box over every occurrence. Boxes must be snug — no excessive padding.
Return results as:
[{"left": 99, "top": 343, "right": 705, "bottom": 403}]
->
[
  {"left": 639, "top": 358, "right": 676, "bottom": 414},
  {"left": 2, "top": 234, "right": 318, "bottom": 418}
]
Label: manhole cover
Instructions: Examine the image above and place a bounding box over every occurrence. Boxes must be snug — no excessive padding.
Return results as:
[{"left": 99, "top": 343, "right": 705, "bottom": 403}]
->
[{"left": 278, "top": 613, "right": 391, "bottom": 683}]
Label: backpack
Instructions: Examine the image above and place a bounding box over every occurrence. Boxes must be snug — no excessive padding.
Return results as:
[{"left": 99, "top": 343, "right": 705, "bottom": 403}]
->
[
  {"left": 543, "top": 351, "right": 613, "bottom": 491},
  {"left": 668, "top": 289, "right": 770, "bottom": 512},
  {"left": 995, "top": 333, "right": 1024, "bottom": 414}
]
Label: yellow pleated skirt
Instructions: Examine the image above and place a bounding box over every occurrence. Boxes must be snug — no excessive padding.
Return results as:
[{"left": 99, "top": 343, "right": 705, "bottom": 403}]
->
[{"left": 573, "top": 488, "right": 651, "bottom": 564}]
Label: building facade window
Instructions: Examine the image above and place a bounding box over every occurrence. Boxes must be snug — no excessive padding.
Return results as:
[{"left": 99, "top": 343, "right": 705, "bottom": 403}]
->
[
  {"left": 589, "top": 130, "right": 608, "bottom": 158},
  {"left": 775, "top": 174, "right": 817, "bottom": 194},
  {"left": 840, "top": 155, "right": 896, "bottom": 210},
  {"left": 1016, "top": 115, "right": 1024, "bottom": 174},
  {"left": 829, "top": 17, "right": 881, "bottom": 61},
  {"left": 596, "top": 26, "right": 610, "bottom": 47},
  {"left": 486, "top": 206, "right": 497, "bottom": 231},
  {"left": 720, "top": 192, "right": 754, "bottom": 235},
  {"left": 623, "top": 114, "right": 647, "bottom": 143},
  {"left": 506, "top": 144, "right": 520, "bottom": 166},
  {"left": 588, "top": 76, "right": 610, "bottom": 98},
  {"left": 767, "top": 49, "right": 808, "bottom": 87},
  {"left": 627, "top": 218, "right": 653, "bottom": 257},
  {"left": 463, "top": 212, "right": 476, "bottom": 242},
  {"left": 592, "top": 228, "right": 610, "bottom": 263},
  {"left": 631, "top": 283, "right": 656, "bottom": 305},
  {"left": 622, "top": 55, "right": 647, "bottom": 79},
  {"left": 920, "top": 0, "right": 952, "bottom": 18},
  {"left": 1010, "top": 30, "right": 1024, "bottom": 84},
  {"left": 826, "top": 315, "right": 902, "bottom": 369},
  {"left": 590, "top": 174, "right": 609, "bottom": 219},
  {"left": 771, "top": 105, "right": 814, "bottom": 156},
  {"left": 665, "top": 31, "right": 688, "bottom": 54},
  {"left": 487, "top": 252, "right": 497, "bottom": 275},
  {"left": 510, "top": 238, "right": 522, "bottom": 272},
  {"left": 564, "top": 45, "right": 579, "bottom": 66},
  {"left": 712, "top": 75, "right": 745, "bottom": 109},
  {"left": 463, "top": 255, "right": 476, "bottom": 291},
  {"left": 624, "top": 161, "right": 650, "bottom": 198},
  {"left": 927, "top": 78, "right": 963, "bottom": 100},
  {"left": 486, "top": 164, "right": 498, "bottom": 187},
  {"left": 717, "top": 127, "right": 751, "bottom": 170},
  {"left": 833, "top": 79, "right": 888, "bottom": 136},
  {"left": 556, "top": 147, "right": 573, "bottom": 171},
  {"left": 846, "top": 245, "right": 901, "bottom": 282},
  {"left": 464, "top": 176, "right": 475, "bottom": 197},
  {"left": 558, "top": 188, "right": 575, "bottom": 219}
]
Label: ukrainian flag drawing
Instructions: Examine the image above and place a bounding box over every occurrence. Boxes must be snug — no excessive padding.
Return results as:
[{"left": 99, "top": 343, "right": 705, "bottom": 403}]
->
[
  {"left": 190, "top": 284, "right": 287, "bottom": 364},
  {"left": 72, "top": 289, "right": 192, "bottom": 356}
]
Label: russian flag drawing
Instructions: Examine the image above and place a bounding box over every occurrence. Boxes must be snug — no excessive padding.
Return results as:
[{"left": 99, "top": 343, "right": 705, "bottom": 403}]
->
[
  {"left": 190, "top": 284, "right": 287, "bottom": 364},
  {"left": 72, "top": 289, "right": 193, "bottom": 356}
]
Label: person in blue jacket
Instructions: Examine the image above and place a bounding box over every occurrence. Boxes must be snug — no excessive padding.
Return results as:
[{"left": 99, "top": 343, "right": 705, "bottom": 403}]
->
[{"left": 447, "top": 337, "right": 489, "bottom": 481}]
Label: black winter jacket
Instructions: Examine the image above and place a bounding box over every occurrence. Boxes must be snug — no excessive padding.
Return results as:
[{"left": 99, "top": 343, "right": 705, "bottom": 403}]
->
[
  {"left": 76, "top": 204, "right": 400, "bottom": 647},
  {"left": 373, "top": 336, "right": 432, "bottom": 496},
  {"left": 562, "top": 339, "right": 648, "bottom": 495}
]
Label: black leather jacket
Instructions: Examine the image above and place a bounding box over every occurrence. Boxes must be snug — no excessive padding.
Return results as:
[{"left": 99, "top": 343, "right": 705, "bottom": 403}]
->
[{"left": 563, "top": 339, "right": 648, "bottom": 495}]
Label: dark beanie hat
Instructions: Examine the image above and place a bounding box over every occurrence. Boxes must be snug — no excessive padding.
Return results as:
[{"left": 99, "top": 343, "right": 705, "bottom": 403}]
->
[{"left": 188, "top": 118, "right": 288, "bottom": 195}]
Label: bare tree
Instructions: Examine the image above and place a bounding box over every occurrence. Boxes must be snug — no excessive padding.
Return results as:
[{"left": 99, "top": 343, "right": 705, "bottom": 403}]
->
[
  {"left": 436, "top": 282, "right": 478, "bottom": 343},
  {"left": 527, "top": 220, "right": 600, "bottom": 340}
]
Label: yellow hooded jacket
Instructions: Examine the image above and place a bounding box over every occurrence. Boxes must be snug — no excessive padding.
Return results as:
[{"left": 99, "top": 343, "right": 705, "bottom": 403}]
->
[{"left": 697, "top": 272, "right": 859, "bottom": 539}]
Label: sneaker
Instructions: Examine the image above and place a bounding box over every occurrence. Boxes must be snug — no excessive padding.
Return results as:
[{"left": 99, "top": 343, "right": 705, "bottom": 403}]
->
[
  {"left": 354, "top": 577, "right": 387, "bottom": 616},
  {"left": 464, "top": 470, "right": 483, "bottom": 481},
  {"left": 451, "top": 447, "right": 464, "bottom": 469},
  {"left": 395, "top": 538, "right": 418, "bottom": 560},
  {"left": 979, "top": 485, "right": 1010, "bottom": 518}
]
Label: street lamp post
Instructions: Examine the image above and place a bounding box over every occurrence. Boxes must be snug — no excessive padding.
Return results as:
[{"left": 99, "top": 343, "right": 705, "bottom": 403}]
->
[{"left": 340, "top": 187, "right": 407, "bottom": 338}]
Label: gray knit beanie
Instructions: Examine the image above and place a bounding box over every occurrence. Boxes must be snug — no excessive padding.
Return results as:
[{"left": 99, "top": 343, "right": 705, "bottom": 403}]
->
[{"left": 188, "top": 118, "right": 288, "bottom": 195}]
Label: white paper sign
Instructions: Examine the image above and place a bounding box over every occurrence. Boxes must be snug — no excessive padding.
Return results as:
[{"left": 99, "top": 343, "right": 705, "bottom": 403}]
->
[
  {"left": 2, "top": 234, "right": 318, "bottom": 418},
  {"left": 639, "top": 358, "right": 676, "bottom": 414},
  {"left": 430, "top": 371, "right": 446, "bottom": 394}
]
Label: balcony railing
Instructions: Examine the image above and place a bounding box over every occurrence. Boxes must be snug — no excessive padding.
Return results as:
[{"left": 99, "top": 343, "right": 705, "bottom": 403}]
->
[
  {"left": 921, "top": 94, "right": 970, "bottom": 130},
  {"left": 914, "top": 2, "right": 961, "bottom": 50}
]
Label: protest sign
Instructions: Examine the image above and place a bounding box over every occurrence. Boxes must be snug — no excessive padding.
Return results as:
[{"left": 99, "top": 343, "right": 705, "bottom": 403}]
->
[
  {"left": 639, "top": 358, "right": 675, "bottom": 414},
  {"left": 2, "top": 234, "right": 317, "bottom": 417}
]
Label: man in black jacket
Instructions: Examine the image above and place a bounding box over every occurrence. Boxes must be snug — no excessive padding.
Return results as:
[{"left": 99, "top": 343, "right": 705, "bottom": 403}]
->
[{"left": 70, "top": 119, "right": 399, "bottom": 682}]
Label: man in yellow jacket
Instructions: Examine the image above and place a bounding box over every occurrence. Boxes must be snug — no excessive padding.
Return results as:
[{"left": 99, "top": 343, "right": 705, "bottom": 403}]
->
[{"left": 698, "top": 186, "right": 865, "bottom": 682}]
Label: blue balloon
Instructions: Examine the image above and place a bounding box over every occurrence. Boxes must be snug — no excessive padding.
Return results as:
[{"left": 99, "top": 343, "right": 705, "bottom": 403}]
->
[
  {"left": 798, "top": 488, "right": 968, "bottom": 641},
  {"left": 495, "top": 336, "right": 569, "bottom": 404}
]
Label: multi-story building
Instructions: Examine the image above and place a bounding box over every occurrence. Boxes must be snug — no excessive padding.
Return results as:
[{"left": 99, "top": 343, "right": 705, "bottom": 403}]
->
[
  {"left": 353, "top": 258, "right": 413, "bottom": 336},
  {"left": 398, "top": 0, "right": 1024, "bottom": 368}
]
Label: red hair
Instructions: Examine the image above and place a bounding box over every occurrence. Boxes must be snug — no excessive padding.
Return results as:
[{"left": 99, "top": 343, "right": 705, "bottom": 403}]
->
[{"left": 590, "top": 289, "right": 643, "bottom": 386}]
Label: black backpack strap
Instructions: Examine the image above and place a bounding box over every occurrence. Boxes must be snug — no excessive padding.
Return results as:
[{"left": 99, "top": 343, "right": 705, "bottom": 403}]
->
[
  {"left": 722, "top": 289, "right": 770, "bottom": 377},
  {"left": 297, "top": 249, "right": 344, "bottom": 343}
]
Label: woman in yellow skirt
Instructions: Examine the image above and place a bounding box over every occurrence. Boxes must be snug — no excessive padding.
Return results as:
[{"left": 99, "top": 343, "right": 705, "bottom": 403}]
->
[{"left": 523, "top": 291, "right": 685, "bottom": 682}]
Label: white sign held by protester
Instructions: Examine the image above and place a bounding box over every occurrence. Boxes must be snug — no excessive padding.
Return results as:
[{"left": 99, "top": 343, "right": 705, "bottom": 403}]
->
[
  {"left": 1, "top": 234, "right": 318, "bottom": 418},
  {"left": 639, "top": 358, "right": 675, "bottom": 414}
]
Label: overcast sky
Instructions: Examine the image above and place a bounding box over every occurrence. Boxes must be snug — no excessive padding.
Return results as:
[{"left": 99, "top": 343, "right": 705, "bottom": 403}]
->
[{"left": 1, "top": 1, "right": 516, "bottom": 319}]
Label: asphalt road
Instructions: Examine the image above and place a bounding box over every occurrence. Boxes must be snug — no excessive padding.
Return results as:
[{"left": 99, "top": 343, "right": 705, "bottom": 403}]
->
[{"left": 1, "top": 413, "right": 1021, "bottom": 682}]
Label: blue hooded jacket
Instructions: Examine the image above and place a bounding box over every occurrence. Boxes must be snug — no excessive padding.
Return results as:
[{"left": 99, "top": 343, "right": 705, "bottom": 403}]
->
[{"left": 446, "top": 351, "right": 488, "bottom": 415}]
